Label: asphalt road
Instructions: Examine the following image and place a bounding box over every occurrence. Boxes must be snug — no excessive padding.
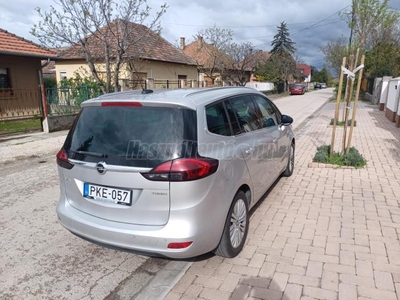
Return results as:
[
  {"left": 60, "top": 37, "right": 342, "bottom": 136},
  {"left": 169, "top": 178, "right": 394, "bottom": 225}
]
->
[
  {"left": 0, "top": 88, "right": 333, "bottom": 299},
  {"left": 0, "top": 153, "right": 180, "bottom": 300}
]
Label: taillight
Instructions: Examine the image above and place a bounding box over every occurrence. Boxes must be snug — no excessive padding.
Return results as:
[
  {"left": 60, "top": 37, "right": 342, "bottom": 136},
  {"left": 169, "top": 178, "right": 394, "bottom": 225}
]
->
[
  {"left": 167, "top": 242, "right": 193, "bottom": 249},
  {"left": 142, "top": 158, "right": 219, "bottom": 181},
  {"left": 56, "top": 149, "right": 74, "bottom": 169},
  {"left": 101, "top": 102, "right": 142, "bottom": 106}
]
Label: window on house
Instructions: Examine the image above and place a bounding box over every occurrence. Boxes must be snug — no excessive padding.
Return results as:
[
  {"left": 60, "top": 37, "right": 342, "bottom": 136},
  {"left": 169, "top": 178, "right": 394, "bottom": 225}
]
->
[
  {"left": 0, "top": 68, "right": 11, "bottom": 89},
  {"left": 178, "top": 75, "right": 187, "bottom": 80},
  {"left": 60, "top": 71, "right": 67, "bottom": 80}
]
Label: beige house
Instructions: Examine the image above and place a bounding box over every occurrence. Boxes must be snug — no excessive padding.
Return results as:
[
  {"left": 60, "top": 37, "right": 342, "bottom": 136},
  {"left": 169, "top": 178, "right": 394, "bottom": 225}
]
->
[
  {"left": 55, "top": 20, "right": 198, "bottom": 89},
  {"left": 0, "top": 28, "right": 56, "bottom": 119},
  {"left": 181, "top": 37, "right": 268, "bottom": 87}
]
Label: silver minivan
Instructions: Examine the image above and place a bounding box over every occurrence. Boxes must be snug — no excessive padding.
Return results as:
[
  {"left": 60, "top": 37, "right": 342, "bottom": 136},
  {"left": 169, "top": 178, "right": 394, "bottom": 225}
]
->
[{"left": 56, "top": 87, "right": 295, "bottom": 258}]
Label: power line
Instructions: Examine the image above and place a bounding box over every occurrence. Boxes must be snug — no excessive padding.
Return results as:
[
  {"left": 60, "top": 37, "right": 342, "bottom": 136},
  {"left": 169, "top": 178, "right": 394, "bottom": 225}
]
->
[
  {"left": 236, "top": 19, "right": 342, "bottom": 42},
  {"left": 291, "top": 5, "right": 351, "bottom": 35},
  {"left": 163, "top": 5, "right": 351, "bottom": 30},
  {"left": 251, "top": 19, "right": 345, "bottom": 47},
  {"left": 163, "top": 20, "right": 318, "bottom": 29},
  {"left": 248, "top": 5, "right": 350, "bottom": 48}
]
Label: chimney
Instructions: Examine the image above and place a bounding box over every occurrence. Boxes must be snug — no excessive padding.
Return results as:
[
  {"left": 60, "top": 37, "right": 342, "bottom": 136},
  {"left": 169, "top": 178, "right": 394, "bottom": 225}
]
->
[
  {"left": 180, "top": 37, "right": 185, "bottom": 50},
  {"left": 198, "top": 36, "right": 203, "bottom": 46}
]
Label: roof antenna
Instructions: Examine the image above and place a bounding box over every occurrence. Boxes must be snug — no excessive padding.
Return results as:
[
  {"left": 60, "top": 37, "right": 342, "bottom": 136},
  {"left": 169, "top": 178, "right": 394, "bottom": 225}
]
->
[{"left": 141, "top": 89, "right": 153, "bottom": 94}]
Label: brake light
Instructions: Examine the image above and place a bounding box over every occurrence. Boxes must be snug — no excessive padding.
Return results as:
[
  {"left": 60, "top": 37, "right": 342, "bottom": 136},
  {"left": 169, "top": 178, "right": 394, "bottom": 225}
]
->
[
  {"left": 56, "top": 149, "right": 74, "bottom": 169},
  {"left": 142, "top": 158, "right": 219, "bottom": 181},
  {"left": 101, "top": 102, "right": 142, "bottom": 106},
  {"left": 167, "top": 242, "right": 193, "bottom": 249}
]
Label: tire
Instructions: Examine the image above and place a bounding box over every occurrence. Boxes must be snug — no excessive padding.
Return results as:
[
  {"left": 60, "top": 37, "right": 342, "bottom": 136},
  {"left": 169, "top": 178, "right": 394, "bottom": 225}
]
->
[
  {"left": 214, "top": 191, "right": 249, "bottom": 258},
  {"left": 283, "top": 142, "right": 295, "bottom": 177}
]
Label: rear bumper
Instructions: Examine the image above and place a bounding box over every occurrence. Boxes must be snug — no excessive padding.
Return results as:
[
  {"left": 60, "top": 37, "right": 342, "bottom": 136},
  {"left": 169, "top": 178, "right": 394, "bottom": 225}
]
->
[
  {"left": 290, "top": 90, "right": 303, "bottom": 95},
  {"left": 56, "top": 196, "right": 221, "bottom": 259}
]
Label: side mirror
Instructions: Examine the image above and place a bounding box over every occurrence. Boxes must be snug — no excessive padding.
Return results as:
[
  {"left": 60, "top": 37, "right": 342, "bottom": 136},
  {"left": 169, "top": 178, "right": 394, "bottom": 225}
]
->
[{"left": 281, "top": 115, "right": 293, "bottom": 125}]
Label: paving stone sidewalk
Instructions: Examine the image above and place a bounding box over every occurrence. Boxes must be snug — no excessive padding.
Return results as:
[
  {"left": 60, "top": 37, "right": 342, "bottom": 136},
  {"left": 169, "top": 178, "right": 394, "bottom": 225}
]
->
[{"left": 165, "top": 101, "right": 400, "bottom": 300}]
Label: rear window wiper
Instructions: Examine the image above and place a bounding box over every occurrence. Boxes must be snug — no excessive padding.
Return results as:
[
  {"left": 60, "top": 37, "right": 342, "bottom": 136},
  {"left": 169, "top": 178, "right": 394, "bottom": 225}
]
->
[{"left": 69, "top": 150, "right": 108, "bottom": 158}]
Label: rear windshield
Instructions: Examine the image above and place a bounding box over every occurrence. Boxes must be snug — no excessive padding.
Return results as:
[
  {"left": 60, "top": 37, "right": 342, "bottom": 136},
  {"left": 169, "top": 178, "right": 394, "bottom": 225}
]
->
[{"left": 64, "top": 106, "right": 197, "bottom": 168}]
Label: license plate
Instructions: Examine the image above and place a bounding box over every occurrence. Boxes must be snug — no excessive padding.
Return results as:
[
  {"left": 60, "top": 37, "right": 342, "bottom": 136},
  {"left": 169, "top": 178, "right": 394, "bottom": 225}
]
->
[{"left": 83, "top": 183, "right": 132, "bottom": 206}]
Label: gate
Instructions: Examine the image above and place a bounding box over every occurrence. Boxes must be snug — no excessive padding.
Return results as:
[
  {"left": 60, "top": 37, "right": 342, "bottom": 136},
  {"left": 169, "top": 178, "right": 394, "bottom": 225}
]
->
[{"left": 0, "top": 88, "right": 43, "bottom": 121}]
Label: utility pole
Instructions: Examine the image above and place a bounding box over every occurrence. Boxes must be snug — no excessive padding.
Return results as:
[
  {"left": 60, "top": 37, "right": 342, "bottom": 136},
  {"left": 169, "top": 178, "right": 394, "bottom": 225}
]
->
[{"left": 348, "top": 0, "right": 356, "bottom": 53}]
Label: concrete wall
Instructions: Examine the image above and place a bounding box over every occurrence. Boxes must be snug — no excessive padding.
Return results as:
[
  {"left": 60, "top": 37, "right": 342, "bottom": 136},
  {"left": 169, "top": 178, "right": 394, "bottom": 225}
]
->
[
  {"left": 386, "top": 78, "right": 400, "bottom": 122},
  {"left": 371, "top": 77, "right": 382, "bottom": 105},
  {"left": 55, "top": 59, "right": 198, "bottom": 83},
  {"left": 379, "top": 76, "right": 392, "bottom": 111},
  {"left": 42, "top": 114, "right": 78, "bottom": 133},
  {"left": 245, "top": 82, "right": 274, "bottom": 92}
]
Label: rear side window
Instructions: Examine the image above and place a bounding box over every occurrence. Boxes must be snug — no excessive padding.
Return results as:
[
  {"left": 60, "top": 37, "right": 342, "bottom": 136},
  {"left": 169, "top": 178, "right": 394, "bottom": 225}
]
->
[
  {"left": 64, "top": 106, "right": 197, "bottom": 168},
  {"left": 206, "top": 102, "right": 231, "bottom": 136}
]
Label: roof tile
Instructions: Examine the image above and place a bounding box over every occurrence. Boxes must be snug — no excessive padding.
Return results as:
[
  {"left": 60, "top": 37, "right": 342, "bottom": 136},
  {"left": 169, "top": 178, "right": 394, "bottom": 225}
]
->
[
  {"left": 60, "top": 20, "right": 196, "bottom": 66},
  {"left": 0, "top": 28, "right": 57, "bottom": 58}
]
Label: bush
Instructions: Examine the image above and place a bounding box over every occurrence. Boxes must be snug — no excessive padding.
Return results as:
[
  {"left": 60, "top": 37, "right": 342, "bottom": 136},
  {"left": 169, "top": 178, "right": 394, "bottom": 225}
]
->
[
  {"left": 313, "top": 144, "right": 366, "bottom": 168},
  {"left": 58, "top": 74, "right": 107, "bottom": 106},
  {"left": 343, "top": 147, "right": 366, "bottom": 167},
  {"left": 44, "top": 77, "right": 57, "bottom": 89},
  {"left": 313, "top": 145, "right": 330, "bottom": 163},
  {"left": 330, "top": 119, "right": 357, "bottom": 126}
]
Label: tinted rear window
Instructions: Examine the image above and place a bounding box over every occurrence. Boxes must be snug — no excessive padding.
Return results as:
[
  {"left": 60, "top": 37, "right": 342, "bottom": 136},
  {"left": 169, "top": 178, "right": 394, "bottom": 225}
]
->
[{"left": 64, "top": 106, "right": 197, "bottom": 168}]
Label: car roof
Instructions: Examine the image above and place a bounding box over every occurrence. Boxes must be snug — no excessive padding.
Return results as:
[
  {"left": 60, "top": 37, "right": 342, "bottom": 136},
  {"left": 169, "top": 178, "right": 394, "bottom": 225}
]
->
[{"left": 81, "top": 87, "right": 265, "bottom": 110}]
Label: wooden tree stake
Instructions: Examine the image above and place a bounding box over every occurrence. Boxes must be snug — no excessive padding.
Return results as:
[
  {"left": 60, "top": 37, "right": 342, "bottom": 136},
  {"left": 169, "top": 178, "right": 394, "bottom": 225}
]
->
[
  {"left": 346, "top": 54, "right": 365, "bottom": 154},
  {"left": 331, "top": 56, "right": 347, "bottom": 156}
]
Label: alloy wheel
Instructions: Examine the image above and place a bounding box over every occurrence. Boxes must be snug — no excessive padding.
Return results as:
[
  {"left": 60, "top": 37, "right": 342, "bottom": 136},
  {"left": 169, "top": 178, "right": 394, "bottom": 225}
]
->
[{"left": 229, "top": 199, "right": 247, "bottom": 248}]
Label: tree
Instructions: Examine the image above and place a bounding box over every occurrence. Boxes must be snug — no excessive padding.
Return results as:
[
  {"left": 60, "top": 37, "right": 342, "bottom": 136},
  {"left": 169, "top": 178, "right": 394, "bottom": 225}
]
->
[
  {"left": 320, "top": 36, "right": 348, "bottom": 77},
  {"left": 312, "top": 68, "right": 330, "bottom": 84},
  {"left": 225, "top": 42, "right": 255, "bottom": 86},
  {"left": 270, "top": 22, "right": 296, "bottom": 56},
  {"left": 341, "top": 0, "right": 399, "bottom": 49},
  {"left": 254, "top": 55, "right": 281, "bottom": 83},
  {"left": 365, "top": 42, "right": 400, "bottom": 78},
  {"left": 254, "top": 52, "right": 295, "bottom": 92},
  {"left": 269, "top": 21, "right": 297, "bottom": 91},
  {"left": 32, "top": 0, "right": 167, "bottom": 93},
  {"left": 193, "top": 25, "right": 233, "bottom": 85}
]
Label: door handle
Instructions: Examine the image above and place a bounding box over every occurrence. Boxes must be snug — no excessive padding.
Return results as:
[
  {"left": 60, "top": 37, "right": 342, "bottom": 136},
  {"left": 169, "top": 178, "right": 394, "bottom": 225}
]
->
[{"left": 245, "top": 147, "right": 254, "bottom": 154}]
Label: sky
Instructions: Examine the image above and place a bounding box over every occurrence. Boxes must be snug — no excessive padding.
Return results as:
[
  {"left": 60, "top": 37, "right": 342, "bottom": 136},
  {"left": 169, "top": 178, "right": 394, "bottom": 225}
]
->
[{"left": 1, "top": 0, "right": 400, "bottom": 71}]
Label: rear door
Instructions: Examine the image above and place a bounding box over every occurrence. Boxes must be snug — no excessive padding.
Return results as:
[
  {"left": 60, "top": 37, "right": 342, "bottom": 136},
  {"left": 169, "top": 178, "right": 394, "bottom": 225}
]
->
[{"left": 61, "top": 104, "right": 197, "bottom": 226}]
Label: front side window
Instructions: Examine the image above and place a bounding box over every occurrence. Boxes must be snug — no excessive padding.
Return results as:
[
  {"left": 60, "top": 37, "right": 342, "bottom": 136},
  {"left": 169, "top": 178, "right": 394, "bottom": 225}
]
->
[
  {"left": 229, "top": 95, "right": 261, "bottom": 133},
  {"left": 253, "top": 95, "right": 281, "bottom": 127}
]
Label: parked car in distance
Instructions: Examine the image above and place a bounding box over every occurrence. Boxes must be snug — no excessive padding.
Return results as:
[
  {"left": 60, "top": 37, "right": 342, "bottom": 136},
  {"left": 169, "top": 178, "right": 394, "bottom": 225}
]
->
[
  {"left": 56, "top": 87, "right": 295, "bottom": 259},
  {"left": 290, "top": 83, "right": 305, "bottom": 95},
  {"left": 314, "top": 83, "right": 322, "bottom": 89},
  {"left": 320, "top": 83, "right": 327, "bottom": 88},
  {"left": 302, "top": 84, "right": 309, "bottom": 92}
]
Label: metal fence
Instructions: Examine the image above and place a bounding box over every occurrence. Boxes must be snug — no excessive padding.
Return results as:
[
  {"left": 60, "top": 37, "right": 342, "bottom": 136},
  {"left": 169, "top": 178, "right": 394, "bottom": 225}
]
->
[
  {"left": 127, "top": 80, "right": 147, "bottom": 90},
  {"left": 0, "top": 88, "right": 42, "bottom": 120},
  {"left": 153, "top": 80, "right": 181, "bottom": 89},
  {"left": 45, "top": 86, "right": 105, "bottom": 115}
]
